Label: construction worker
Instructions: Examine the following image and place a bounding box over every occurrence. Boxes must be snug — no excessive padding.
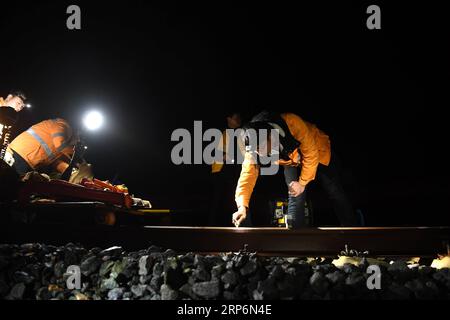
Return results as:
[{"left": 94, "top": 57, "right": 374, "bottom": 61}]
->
[
  {"left": 209, "top": 111, "right": 246, "bottom": 226},
  {"left": 5, "top": 118, "right": 78, "bottom": 176},
  {"left": 0, "top": 92, "right": 28, "bottom": 113},
  {"left": 1, "top": 92, "right": 28, "bottom": 162},
  {"left": 232, "top": 111, "right": 359, "bottom": 228}
]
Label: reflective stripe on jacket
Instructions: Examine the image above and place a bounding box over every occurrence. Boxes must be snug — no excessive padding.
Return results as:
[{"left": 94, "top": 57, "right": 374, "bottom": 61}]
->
[{"left": 7, "top": 118, "right": 75, "bottom": 173}]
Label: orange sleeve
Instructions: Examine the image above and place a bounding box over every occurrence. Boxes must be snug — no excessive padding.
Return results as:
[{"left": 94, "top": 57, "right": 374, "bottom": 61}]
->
[
  {"left": 51, "top": 120, "right": 75, "bottom": 160},
  {"left": 53, "top": 159, "right": 70, "bottom": 174},
  {"left": 51, "top": 128, "right": 69, "bottom": 151},
  {"left": 235, "top": 151, "right": 259, "bottom": 208},
  {"left": 283, "top": 113, "right": 320, "bottom": 186}
]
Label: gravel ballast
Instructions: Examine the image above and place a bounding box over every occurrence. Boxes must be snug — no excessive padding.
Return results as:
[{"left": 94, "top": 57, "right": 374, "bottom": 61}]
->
[{"left": 0, "top": 243, "right": 449, "bottom": 300}]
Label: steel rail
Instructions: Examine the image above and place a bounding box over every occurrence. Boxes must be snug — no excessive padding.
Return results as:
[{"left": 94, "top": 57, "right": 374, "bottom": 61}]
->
[{"left": 1, "top": 225, "right": 448, "bottom": 257}]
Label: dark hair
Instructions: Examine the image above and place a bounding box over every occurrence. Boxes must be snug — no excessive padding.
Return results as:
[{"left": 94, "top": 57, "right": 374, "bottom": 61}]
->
[
  {"left": 10, "top": 91, "right": 27, "bottom": 101},
  {"left": 243, "top": 111, "right": 300, "bottom": 160}
]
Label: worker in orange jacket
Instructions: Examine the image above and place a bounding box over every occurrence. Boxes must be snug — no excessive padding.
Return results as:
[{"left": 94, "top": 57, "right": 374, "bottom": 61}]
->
[
  {"left": 6, "top": 118, "right": 78, "bottom": 176},
  {"left": 232, "top": 111, "right": 358, "bottom": 228}
]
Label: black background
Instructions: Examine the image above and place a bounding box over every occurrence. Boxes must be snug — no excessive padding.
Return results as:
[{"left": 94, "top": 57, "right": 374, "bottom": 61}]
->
[{"left": 1, "top": 1, "right": 449, "bottom": 226}]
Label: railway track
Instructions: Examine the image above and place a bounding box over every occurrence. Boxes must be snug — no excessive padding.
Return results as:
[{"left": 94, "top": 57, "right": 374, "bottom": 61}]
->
[
  {"left": 1, "top": 224, "right": 449, "bottom": 257},
  {"left": 1, "top": 201, "right": 449, "bottom": 257}
]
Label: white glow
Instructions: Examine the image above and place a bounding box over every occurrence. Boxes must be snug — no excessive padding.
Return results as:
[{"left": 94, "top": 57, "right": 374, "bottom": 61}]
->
[
  {"left": 25, "top": 104, "right": 32, "bottom": 108},
  {"left": 83, "top": 111, "right": 104, "bottom": 131}
]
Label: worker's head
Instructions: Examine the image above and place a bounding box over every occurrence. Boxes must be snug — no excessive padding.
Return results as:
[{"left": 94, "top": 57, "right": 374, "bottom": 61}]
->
[
  {"left": 243, "top": 121, "right": 277, "bottom": 157},
  {"left": 226, "top": 112, "right": 242, "bottom": 129},
  {"left": 56, "top": 118, "right": 79, "bottom": 147},
  {"left": 4, "top": 92, "right": 27, "bottom": 112},
  {"left": 243, "top": 111, "right": 299, "bottom": 160},
  {"left": 242, "top": 120, "right": 281, "bottom": 175}
]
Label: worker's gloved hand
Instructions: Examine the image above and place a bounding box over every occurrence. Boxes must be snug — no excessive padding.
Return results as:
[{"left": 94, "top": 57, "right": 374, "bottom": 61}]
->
[
  {"left": 288, "top": 181, "right": 305, "bottom": 197},
  {"left": 232, "top": 206, "right": 247, "bottom": 228}
]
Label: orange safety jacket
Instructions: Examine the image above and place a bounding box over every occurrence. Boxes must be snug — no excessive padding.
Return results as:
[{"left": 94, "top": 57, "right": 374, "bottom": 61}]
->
[
  {"left": 7, "top": 119, "right": 76, "bottom": 173},
  {"left": 235, "top": 113, "right": 331, "bottom": 209}
]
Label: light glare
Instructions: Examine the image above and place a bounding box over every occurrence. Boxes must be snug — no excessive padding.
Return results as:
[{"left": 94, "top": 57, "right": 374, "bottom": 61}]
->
[{"left": 83, "top": 111, "right": 104, "bottom": 131}]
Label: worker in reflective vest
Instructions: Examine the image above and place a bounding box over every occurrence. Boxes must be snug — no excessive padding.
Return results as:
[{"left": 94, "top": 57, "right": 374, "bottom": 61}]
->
[
  {"left": 232, "top": 111, "right": 359, "bottom": 228},
  {"left": 6, "top": 118, "right": 77, "bottom": 175}
]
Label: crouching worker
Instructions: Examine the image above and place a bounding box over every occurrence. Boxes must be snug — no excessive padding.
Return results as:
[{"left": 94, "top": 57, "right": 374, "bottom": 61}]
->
[
  {"left": 5, "top": 118, "right": 79, "bottom": 179},
  {"left": 232, "top": 111, "right": 359, "bottom": 229}
]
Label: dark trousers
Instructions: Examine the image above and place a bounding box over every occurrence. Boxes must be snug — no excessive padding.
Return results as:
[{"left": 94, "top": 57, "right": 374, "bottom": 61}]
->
[
  {"left": 12, "top": 152, "right": 32, "bottom": 175},
  {"left": 284, "top": 151, "right": 358, "bottom": 228}
]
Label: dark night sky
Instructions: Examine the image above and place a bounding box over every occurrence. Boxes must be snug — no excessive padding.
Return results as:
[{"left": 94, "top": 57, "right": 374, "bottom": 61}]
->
[{"left": 1, "top": 1, "right": 449, "bottom": 225}]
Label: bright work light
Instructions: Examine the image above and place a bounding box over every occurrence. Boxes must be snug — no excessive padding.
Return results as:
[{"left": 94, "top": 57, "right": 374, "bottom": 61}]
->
[{"left": 83, "top": 110, "right": 104, "bottom": 131}]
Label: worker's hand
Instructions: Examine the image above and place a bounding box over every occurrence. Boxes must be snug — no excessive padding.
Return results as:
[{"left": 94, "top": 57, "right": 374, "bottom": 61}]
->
[
  {"left": 288, "top": 181, "right": 305, "bottom": 197},
  {"left": 232, "top": 206, "right": 247, "bottom": 228}
]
